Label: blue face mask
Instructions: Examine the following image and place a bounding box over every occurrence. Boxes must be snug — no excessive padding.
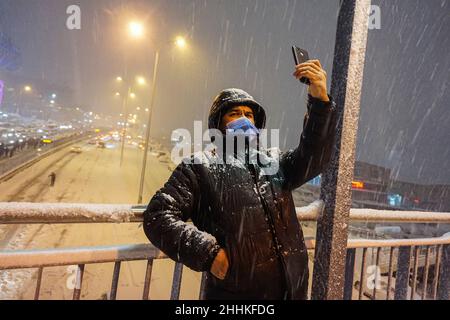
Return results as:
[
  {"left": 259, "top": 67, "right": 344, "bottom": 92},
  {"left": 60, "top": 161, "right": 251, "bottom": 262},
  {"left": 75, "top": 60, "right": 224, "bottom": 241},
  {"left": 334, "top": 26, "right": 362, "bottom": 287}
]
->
[{"left": 225, "top": 117, "right": 260, "bottom": 136}]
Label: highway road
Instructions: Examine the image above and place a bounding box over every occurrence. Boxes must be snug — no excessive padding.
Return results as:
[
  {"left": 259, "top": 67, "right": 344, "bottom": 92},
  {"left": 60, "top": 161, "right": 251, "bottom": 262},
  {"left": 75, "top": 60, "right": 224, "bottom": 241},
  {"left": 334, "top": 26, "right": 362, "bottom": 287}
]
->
[{"left": 0, "top": 140, "right": 202, "bottom": 300}]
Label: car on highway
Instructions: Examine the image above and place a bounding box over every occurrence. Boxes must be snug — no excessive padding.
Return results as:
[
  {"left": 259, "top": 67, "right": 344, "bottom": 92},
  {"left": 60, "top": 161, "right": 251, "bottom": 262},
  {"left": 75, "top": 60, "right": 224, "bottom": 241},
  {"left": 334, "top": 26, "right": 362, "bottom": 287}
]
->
[{"left": 70, "top": 146, "right": 82, "bottom": 153}]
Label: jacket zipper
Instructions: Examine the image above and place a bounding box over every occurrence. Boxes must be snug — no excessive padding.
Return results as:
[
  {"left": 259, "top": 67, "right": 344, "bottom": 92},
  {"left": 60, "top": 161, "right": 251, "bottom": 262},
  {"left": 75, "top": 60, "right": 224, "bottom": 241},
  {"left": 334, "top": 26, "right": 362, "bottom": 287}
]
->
[{"left": 248, "top": 164, "right": 290, "bottom": 298}]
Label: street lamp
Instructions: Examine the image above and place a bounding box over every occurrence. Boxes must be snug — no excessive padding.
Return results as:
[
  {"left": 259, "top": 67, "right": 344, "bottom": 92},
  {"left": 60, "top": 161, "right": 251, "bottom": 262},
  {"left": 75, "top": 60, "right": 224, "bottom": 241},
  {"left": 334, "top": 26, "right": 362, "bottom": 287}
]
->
[
  {"left": 137, "top": 76, "right": 146, "bottom": 86},
  {"left": 17, "top": 85, "right": 33, "bottom": 115},
  {"left": 175, "top": 36, "right": 187, "bottom": 49},
  {"left": 137, "top": 37, "right": 188, "bottom": 204},
  {"left": 116, "top": 75, "right": 146, "bottom": 166},
  {"left": 129, "top": 21, "right": 144, "bottom": 39}
]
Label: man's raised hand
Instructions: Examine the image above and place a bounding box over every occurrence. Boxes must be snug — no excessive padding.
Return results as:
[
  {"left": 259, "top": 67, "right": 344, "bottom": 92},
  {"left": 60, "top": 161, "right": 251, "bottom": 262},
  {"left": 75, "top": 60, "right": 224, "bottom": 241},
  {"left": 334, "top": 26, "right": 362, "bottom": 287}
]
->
[{"left": 293, "top": 59, "right": 330, "bottom": 102}]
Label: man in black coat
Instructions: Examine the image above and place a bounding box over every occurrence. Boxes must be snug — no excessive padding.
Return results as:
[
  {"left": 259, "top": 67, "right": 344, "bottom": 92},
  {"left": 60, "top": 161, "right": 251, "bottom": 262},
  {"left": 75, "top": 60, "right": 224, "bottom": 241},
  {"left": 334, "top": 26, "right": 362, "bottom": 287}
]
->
[{"left": 143, "top": 59, "right": 337, "bottom": 300}]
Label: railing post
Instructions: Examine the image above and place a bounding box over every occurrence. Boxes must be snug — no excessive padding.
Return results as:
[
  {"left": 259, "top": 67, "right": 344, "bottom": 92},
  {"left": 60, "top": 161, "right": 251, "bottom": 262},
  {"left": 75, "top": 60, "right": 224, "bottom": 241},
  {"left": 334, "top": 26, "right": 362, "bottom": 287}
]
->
[
  {"left": 437, "top": 244, "right": 450, "bottom": 300},
  {"left": 394, "top": 246, "right": 411, "bottom": 300},
  {"left": 34, "top": 267, "right": 44, "bottom": 300},
  {"left": 199, "top": 272, "right": 207, "bottom": 300},
  {"left": 72, "top": 264, "right": 85, "bottom": 300},
  {"left": 343, "top": 248, "right": 356, "bottom": 300},
  {"left": 311, "top": 0, "right": 371, "bottom": 300},
  {"left": 109, "top": 261, "right": 121, "bottom": 300},
  {"left": 170, "top": 262, "right": 183, "bottom": 300}
]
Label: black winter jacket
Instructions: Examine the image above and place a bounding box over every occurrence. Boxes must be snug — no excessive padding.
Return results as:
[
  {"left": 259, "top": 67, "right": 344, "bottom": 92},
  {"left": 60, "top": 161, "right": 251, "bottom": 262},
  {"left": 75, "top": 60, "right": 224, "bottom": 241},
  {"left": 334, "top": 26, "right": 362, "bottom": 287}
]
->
[{"left": 143, "top": 89, "right": 337, "bottom": 300}]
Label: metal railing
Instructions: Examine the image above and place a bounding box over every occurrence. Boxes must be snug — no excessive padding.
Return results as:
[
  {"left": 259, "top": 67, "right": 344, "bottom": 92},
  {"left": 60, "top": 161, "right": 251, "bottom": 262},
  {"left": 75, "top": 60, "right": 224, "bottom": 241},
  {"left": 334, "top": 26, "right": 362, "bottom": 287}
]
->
[{"left": 0, "top": 202, "right": 449, "bottom": 300}]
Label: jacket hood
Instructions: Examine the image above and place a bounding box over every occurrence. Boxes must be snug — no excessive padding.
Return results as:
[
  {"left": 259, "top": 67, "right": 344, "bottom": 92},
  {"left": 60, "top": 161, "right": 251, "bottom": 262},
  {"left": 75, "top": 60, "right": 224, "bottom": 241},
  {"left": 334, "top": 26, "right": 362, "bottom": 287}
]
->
[{"left": 208, "top": 88, "right": 266, "bottom": 130}]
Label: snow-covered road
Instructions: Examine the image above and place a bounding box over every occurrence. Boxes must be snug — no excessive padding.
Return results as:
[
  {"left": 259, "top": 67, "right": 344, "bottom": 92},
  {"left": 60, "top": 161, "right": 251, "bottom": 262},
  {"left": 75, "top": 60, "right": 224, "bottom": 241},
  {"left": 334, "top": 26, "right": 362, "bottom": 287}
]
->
[{"left": 0, "top": 141, "right": 202, "bottom": 300}]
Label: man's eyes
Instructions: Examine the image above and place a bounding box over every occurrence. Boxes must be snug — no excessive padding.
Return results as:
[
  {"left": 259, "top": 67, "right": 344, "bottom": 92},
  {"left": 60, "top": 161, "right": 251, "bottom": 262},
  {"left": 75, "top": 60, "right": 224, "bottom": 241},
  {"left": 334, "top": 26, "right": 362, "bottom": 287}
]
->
[{"left": 228, "top": 111, "right": 253, "bottom": 117}]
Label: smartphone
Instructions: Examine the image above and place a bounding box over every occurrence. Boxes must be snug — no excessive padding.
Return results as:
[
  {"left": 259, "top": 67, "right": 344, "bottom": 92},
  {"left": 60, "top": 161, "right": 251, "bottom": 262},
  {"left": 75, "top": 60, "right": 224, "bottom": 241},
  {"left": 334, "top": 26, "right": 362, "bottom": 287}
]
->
[{"left": 292, "top": 45, "right": 310, "bottom": 85}]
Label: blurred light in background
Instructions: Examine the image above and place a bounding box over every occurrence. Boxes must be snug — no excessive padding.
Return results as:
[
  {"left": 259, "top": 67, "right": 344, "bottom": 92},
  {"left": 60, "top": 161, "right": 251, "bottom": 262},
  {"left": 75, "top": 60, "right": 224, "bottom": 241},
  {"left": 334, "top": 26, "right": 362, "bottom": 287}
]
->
[{"left": 128, "top": 21, "right": 144, "bottom": 39}]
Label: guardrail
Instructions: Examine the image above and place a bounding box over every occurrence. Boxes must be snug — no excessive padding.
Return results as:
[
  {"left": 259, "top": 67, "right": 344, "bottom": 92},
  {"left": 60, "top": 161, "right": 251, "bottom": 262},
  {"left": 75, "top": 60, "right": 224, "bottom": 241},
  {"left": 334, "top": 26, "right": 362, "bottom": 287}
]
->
[
  {"left": 0, "top": 133, "right": 93, "bottom": 183},
  {"left": 0, "top": 202, "right": 449, "bottom": 300},
  {"left": 1, "top": 200, "right": 450, "bottom": 224}
]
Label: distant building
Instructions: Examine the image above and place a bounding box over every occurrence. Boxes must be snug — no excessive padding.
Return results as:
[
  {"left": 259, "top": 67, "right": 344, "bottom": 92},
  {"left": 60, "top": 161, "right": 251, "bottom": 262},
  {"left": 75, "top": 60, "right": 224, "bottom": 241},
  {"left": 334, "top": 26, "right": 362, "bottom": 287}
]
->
[
  {"left": 350, "top": 161, "right": 392, "bottom": 209},
  {"left": 388, "top": 180, "right": 450, "bottom": 212},
  {"left": 306, "top": 161, "right": 450, "bottom": 211}
]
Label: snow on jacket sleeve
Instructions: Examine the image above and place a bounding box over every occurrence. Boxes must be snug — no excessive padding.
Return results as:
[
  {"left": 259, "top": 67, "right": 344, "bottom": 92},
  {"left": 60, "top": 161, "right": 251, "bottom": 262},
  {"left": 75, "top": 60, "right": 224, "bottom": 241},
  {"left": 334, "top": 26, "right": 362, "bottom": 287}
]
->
[
  {"left": 280, "top": 94, "right": 337, "bottom": 190},
  {"left": 143, "top": 162, "right": 220, "bottom": 272}
]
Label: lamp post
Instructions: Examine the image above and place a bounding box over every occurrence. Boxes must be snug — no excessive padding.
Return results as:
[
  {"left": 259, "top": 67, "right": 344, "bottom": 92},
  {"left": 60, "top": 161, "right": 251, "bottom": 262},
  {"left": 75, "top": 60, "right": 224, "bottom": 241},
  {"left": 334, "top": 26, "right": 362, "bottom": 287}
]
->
[
  {"left": 16, "top": 85, "right": 32, "bottom": 116},
  {"left": 137, "top": 50, "right": 159, "bottom": 204},
  {"left": 118, "top": 79, "right": 141, "bottom": 167},
  {"left": 119, "top": 85, "right": 132, "bottom": 167},
  {"left": 117, "top": 21, "right": 147, "bottom": 167},
  {"left": 123, "top": 20, "right": 187, "bottom": 203},
  {"left": 137, "top": 35, "right": 188, "bottom": 204}
]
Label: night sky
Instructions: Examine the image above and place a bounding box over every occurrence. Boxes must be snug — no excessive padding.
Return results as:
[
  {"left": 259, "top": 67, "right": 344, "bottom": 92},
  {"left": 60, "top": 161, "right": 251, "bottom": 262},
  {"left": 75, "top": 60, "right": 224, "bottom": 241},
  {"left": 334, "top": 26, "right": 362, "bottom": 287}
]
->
[{"left": 0, "top": 0, "right": 449, "bottom": 184}]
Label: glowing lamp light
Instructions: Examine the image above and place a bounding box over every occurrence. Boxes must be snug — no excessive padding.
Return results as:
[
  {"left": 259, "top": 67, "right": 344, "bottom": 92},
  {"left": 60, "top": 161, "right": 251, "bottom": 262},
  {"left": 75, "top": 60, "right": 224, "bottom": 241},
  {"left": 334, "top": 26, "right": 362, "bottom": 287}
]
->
[
  {"left": 175, "top": 36, "right": 187, "bottom": 49},
  {"left": 137, "top": 77, "right": 146, "bottom": 85},
  {"left": 129, "top": 21, "right": 144, "bottom": 39}
]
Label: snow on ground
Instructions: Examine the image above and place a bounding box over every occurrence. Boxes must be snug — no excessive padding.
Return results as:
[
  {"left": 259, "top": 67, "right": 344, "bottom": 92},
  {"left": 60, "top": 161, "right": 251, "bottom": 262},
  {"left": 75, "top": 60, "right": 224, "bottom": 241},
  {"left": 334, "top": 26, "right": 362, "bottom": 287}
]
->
[
  {"left": 0, "top": 226, "right": 34, "bottom": 299},
  {"left": 0, "top": 141, "right": 202, "bottom": 300}
]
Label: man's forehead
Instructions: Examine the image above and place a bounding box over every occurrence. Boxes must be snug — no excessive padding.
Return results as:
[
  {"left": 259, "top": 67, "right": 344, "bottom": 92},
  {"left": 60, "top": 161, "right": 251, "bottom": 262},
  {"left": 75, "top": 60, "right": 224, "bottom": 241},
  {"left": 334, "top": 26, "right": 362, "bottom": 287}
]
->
[{"left": 228, "top": 105, "right": 254, "bottom": 112}]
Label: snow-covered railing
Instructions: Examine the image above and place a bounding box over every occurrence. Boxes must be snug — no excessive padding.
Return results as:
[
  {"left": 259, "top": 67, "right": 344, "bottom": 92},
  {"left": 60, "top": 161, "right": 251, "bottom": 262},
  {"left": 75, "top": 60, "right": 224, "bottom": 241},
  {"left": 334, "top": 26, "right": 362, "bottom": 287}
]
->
[
  {"left": 0, "top": 203, "right": 141, "bottom": 224},
  {"left": 296, "top": 200, "right": 450, "bottom": 223},
  {"left": 1, "top": 201, "right": 450, "bottom": 224}
]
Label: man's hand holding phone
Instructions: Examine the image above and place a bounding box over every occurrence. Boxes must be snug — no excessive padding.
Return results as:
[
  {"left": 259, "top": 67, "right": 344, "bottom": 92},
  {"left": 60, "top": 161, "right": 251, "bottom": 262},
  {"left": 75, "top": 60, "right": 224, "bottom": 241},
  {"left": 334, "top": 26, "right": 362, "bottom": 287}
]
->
[
  {"left": 293, "top": 60, "right": 330, "bottom": 102},
  {"left": 293, "top": 59, "right": 330, "bottom": 102},
  {"left": 292, "top": 46, "right": 329, "bottom": 102}
]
